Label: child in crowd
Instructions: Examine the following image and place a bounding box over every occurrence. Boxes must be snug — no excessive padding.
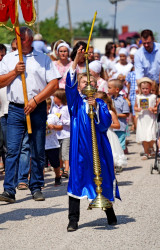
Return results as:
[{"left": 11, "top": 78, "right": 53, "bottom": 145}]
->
[
  {"left": 134, "top": 77, "right": 157, "bottom": 160},
  {"left": 52, "top": 89, "right": 70, "bottom": 178},
  {"left": 65, "top": 45, "right": 120, "bottom": 232},
  {"left": 95, "top": 91, "right": 127, "bottom": 172},
  {"left": 151, "top": 81, "right": 159, "bottom": 96},
  {"left": 89, "top": 60, "right": 108, "bottom": 93},
  {"left": 94, "top": 48, "right": 101, "bottom": 61},
  {"left": 45, "top": 98, "right": 63, "bottom": 186},
  {"left": 108, "top": 79, "right": 130, "bottom": 153}
]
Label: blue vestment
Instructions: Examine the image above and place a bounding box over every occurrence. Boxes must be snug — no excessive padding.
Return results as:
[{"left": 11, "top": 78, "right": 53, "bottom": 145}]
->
[{"left": 66, "top": 72, "right": 120, "bottom": 202}]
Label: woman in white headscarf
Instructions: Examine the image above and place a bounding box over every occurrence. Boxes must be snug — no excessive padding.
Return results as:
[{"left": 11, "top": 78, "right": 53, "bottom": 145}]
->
[
  {"left": 53, "top": 42, "right": 72, "bottom": 89},
  {"left": 89, "top": 60, "right": 108, "bottom": 93}
]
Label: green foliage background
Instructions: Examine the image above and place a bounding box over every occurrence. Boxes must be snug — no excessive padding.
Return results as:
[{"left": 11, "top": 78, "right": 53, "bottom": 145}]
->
[{"left": 0, "top": 16, "right": 108, "bottom": 45}]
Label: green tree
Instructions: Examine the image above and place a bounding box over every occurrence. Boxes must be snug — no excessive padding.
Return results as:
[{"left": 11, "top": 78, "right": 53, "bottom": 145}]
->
[
  {"left": 73, "top": 18, "right": 109, "bottom": 37},
  {"left": 39, "top": 17, "right": 71, "bottom": 44},
  {"left": 0, "top": 21, "right": 16, "bottom": 44}
]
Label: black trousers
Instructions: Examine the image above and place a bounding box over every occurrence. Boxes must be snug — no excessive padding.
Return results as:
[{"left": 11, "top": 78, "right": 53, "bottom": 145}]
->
[
  {"left": 69, "top": 196, "right": 80, "bottom": 222},
  {"left": 68, "top": 196, "right": 117, "bottom": 223}
]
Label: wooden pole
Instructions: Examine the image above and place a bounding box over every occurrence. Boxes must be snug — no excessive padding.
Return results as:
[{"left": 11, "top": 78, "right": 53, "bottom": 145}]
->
[
  {"left": 15, "top": 24, "right": 32, "bottom": 134},
  {"left": 54, "top": 0, "right": 59, "bottom": 18}
]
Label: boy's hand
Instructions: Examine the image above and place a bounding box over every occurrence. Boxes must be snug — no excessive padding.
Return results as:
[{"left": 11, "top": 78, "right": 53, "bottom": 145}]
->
[
  {"left": 88, "top": 97, "right": 97, "bottom": 109},
  {"left": 76, "top": 45, "right": 85, "bottom": 61},
  {"left": 72, "top": 45, "right": 85, "bottom": 70}
]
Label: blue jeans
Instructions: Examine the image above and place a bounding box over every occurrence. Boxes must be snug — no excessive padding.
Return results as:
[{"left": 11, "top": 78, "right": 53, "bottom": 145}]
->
[
  {"left": 0, "top": 114, "right": 7, "bottom": 149},
  {"left": 4, "top": 102, "right": 47, "bottom": 195},
  {"left": 18, "top": 131, "right": 30, "bottom": 185},
  {"left": 0, "top": 114, "right": 8, "bottom": 168}
]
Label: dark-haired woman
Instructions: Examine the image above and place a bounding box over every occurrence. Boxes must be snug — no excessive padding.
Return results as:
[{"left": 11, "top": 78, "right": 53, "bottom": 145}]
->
[{"left": 101, "top": 42, "right": 117, "bottom": 75}]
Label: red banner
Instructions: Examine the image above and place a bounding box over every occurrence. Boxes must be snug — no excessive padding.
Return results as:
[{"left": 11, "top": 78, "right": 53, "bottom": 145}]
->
[
  {"left": 0, "top": 0, "right": 10, "bottom": 23},
  {"left": 8, "top": 0, "right": 18, "bottom": 26},
  {"left": 20, "top": 0, "right": 36, "bottom": 25},
  {"left": 0, "top": 0, "right": 36, "bottom": 27}
]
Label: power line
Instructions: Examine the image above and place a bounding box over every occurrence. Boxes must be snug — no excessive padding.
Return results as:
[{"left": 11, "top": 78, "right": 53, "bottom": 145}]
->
[{"left": 128, "top": 0, "right": 160, "bottom": 3}]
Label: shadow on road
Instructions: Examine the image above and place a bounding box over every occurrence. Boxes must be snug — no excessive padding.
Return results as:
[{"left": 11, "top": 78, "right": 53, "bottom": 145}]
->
[
  {"left": 117, "top": 181, "right": 133, "bottom": 186},
  {"left": 79, "top": 214, "right": 136, "bottom": 230},
  {"left": 0, "top": 206, "right": 67, "bottom": 225},
  {"left": 123, "top": 166, "right": 142, "bottom": 171}
]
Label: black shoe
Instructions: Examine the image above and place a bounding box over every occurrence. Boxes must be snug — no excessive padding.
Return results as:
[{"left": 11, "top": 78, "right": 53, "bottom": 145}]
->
[
  {"left": 54, "top": 177, "right": 62, "bottom": 186},
  {"left": 105, "top": 207, "right": 117, "bottom": 225},
  {"left": 32, "top": 191, "right": 45, "bottom": 201},
  {"left": 0, "top": 191, "right": 15, "bottom": 203},
  {"left": 67, "top": 220, "right": 78, "bottom": 232}
]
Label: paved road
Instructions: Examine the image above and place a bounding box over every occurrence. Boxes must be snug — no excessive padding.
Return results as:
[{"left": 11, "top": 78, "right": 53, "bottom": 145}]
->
[{"left": 0, "top": 133, "right": 160, "bottom": 250}]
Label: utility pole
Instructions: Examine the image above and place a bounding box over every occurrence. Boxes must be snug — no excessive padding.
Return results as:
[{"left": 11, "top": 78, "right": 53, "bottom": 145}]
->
[
  {"left": 34, "top": 0, "right": 40, "bottom": 33},
  {"left": 66, "top": 0, "right": 72, "bottom": 34},
  {"left": 109, "top": 0, "right": 125, "bottom": 43},
  {"left": 54, "top": 0, "right": 73, "bottom": 34},
  {"left": 54, "top": 0, "right": 59, "bottom": 18}
]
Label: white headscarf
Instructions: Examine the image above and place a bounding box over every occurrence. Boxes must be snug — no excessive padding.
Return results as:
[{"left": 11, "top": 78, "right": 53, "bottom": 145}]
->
[
  {"left": 129, "top": 48, "right": 137, "bottom": 56},
  {"left": 119, "top": 48, "right": 128, "bottom": 56},
  {"left": 57, "top": 42, "right": 70, "bottom": 53},
  {"left": 89, "top": 60, "right": 102, "bottom": 73}
]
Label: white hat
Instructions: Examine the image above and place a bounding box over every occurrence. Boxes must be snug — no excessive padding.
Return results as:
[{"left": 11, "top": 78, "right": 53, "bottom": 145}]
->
[
  {"left": 89, "top": 60, "right": 102, "bottom": 73},
  {"left": 34, "top": 33, "right": 43, "bottom": 41},
  {"left": 94, "top": 48, "right": 101, "bottom": 54},
  {"left": 129, "top": 48, "right": 137, "bottom": 56},
  {"left": 138, "top": 77, "right": 153, "bottom": 85},
  {"left": 119, "top": 48, "right": 128, "bottom": 56},
  {"left": 57, "top": 42, "right": 70, "bottom": 53}
]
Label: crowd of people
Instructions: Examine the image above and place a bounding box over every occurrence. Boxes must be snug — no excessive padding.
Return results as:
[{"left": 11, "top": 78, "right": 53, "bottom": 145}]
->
[{"left": 0, "top": 28, "right": 159, "bottom": 232}]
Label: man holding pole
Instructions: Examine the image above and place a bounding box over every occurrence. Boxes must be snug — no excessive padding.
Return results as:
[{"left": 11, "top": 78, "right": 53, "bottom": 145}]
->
[{"left": 0, "top": 27, "right": 61, "bottom": 203}]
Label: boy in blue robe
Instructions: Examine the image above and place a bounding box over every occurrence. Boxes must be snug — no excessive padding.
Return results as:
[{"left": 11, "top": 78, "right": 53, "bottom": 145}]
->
[{"left": 66, "top": 45, "right": 120, "bottom": 232}]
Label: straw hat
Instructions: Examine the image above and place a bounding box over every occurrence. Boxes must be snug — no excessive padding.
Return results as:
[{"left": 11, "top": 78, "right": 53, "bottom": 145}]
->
[{"left": 138, "top": 77, "right": 153, "bottom": 85}]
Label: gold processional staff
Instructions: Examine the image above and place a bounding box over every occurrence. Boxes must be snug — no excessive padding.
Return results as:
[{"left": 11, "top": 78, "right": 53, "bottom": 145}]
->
[{"left": 82, "top": 11, "right": 112, "bottom": 210}]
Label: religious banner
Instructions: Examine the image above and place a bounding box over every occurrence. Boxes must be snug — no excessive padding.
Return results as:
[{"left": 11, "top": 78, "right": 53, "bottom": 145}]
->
[
  {"left": 0, "top": 0, "right": 10, "bottom": 24},
  {"left": 20, "top": 0, "right": 36, "bottom": 26},
  {"left": 8, "top": 0, "right": 18, "bottom": 26},
  {"left": 0, "top": 0, "right": 36, "bottom": 27}
]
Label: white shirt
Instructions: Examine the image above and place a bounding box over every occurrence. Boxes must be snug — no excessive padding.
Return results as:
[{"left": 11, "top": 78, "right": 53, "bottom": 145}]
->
[
  {"left": 101, "top": 55, "right": 116, "bottom": 73},
  {"left": 51, "top": 103, "right": 70, "bottom": 139},
  {"left": 45, "top": 114, "right": 60, "bottom": 150},
  {"left": 0, "top": 87, "right": 9, "bottom": 117},
  {"left": 112, "top": 62, "right": 133, "bottom": 77},
  {"left": 0, "top": 49, "right": 61, "bottom": 104},
  {"left": 97, "top": 78, "right": 108, "bottom": 93}
]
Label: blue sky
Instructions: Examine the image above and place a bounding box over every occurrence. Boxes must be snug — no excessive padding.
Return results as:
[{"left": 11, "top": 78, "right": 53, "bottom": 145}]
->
[{"left": 19, "top": 0, "right": 160, "bottom": 40}]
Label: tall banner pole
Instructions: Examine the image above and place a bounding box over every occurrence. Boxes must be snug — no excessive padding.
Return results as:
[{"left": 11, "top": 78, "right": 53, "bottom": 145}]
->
[{"left": 15, "top": 23, "right": 32, "bottom": 134}]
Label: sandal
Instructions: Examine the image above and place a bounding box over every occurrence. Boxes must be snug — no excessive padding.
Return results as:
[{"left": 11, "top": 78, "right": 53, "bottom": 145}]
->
[
  {"left": 149, "top": 148, "right": 155, "bottom": 157},
  {"left": 62, "top": 170, "right": 69, "bottom": 178},
  {"left": 60, "top": 167, "right": 64, "bottom": 176},
  {"left": 141, "top": 154, "right": 149, "bottom": 160},
  {"left": 17, "top": 183, "right": 29, "bottom": 190}
]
